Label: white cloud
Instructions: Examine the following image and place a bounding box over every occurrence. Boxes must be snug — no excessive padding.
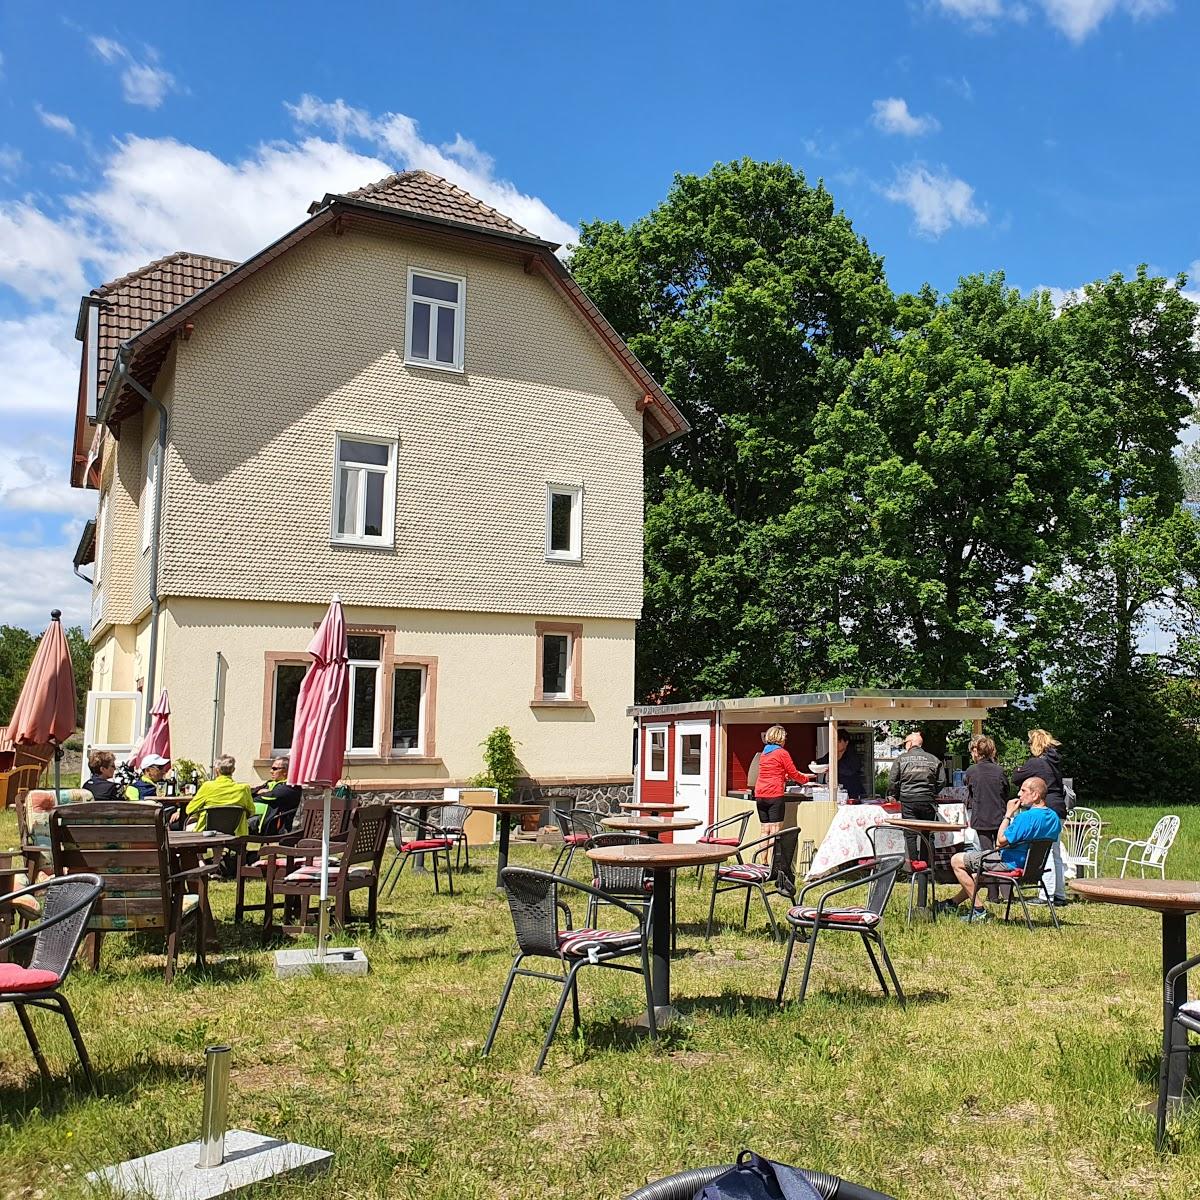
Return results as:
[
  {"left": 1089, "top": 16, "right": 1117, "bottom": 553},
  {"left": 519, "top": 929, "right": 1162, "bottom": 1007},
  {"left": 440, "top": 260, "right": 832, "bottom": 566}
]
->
[
  {"left": 931, "top": 0, "right": 1171, "bottom": 39},
  {"left": 0, "top": 204, "right": 89, "bottom": 298},
  {"left": 871, "top": 97, "right": 941, "bottom": 137},
  {"left": 89, "top": 36, "right": 177, "bottom": 108},
  {"left": 287, "top": 94, "right": 578, "bottom": 247},
  {"left": 884, "top": 163, "right": 987, "bottom": 236},
  {"left": 36, "top": 106, "right": 77, "bottom": 137},
  {"left": 0, "top": 308, "right": 82, "bottom": 414},
  {"left": 0, "top": 146, "right": 22, "bottom": 179},
  {"left": 0, "top": 538, "right": 92, "bottom": 629}
]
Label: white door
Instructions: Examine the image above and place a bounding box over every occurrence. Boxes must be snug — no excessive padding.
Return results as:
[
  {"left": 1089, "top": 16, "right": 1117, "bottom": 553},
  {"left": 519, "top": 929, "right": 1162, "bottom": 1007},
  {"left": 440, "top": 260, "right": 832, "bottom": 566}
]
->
[
  {"left": 82, "top": 690, "right": 144, "bottom": 767},
  {"left": 673, "top": 722, "right": 710, "bottom": 842}
]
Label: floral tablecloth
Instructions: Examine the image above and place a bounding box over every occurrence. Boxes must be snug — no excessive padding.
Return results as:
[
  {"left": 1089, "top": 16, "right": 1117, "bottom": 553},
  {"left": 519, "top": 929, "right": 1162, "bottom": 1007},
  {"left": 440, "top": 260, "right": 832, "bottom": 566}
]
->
[{"left": 806, "top": 802, "right": 976, "bottom": 880}]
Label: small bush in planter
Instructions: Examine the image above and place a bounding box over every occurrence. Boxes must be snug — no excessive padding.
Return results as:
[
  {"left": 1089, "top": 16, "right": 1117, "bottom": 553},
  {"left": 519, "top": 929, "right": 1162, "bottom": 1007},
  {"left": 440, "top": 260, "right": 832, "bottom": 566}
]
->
[{"left": 470, "top": 726, "right": 523, "bottom": 803}]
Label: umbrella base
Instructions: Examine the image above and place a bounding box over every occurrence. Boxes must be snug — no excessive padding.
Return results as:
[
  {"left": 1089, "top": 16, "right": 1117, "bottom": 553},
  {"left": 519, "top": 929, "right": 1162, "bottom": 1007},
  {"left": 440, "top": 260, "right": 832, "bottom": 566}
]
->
[
  {"left": 88, "top": 1129, "right": 332, "bottom": 1198},
  {"left": 273, "top": 946, "right": 368, "bottom": 978}
]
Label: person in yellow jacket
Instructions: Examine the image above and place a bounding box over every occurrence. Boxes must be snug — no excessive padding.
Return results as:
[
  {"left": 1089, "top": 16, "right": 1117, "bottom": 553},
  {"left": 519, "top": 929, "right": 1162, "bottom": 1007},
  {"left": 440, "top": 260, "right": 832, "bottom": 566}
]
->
[{"left": 185, "top": 754, "right": 256, "bottom": 836}]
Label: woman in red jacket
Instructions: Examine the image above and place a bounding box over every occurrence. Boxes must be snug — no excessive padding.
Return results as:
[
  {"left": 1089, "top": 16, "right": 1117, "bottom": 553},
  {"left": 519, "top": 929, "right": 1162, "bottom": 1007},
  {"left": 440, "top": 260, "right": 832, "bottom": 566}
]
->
[{"left": 753, "top": 725, "right": 812, "bottom": 842}]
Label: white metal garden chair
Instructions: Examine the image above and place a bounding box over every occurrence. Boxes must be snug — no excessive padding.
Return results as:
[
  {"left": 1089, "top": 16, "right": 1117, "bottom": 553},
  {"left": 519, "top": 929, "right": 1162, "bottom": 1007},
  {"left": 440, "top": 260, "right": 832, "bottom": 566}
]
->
[
  {"left": 1062, "top": 807, "right": 1102, "bottom": 881},
  {"left": 1107, "top": 814, "right": 1179, "bottom": 879}
]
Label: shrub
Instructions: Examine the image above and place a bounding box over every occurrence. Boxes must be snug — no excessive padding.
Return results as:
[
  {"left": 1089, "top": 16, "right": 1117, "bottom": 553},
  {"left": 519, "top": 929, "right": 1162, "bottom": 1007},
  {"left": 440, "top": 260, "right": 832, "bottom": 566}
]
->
[{"left": 470, "top": 726, "right": 523, "bottom": 802}]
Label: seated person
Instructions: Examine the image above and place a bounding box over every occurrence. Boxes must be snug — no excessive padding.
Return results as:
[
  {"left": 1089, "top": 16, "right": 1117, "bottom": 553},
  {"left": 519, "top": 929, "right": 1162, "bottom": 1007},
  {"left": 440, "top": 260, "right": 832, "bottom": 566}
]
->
[
  {"left": 125, "top": 754, "right": 169, "bottom": 802},
  {"left": 82, "top": 749, "right": 122, "bottom": 801},
  {"left": 250, "top": 756, "right": 302, "bottom": 835},
  {"left": 945, "top": 776, "right": 1061, "bottom": 924},
  {"left": 185, "top": 754, "right": 256, "bottom": 836}
]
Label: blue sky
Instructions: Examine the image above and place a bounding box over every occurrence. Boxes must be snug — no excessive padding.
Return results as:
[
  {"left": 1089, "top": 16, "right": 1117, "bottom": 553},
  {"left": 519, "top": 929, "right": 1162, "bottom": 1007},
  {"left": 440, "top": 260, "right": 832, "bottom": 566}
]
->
[{"left": 1, "top": 0, "right": 1197, "bottom": 630}]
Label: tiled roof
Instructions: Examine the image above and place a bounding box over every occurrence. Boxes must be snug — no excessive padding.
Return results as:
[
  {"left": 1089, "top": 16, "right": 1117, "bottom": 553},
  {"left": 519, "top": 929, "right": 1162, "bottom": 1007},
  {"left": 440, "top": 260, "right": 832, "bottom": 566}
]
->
[
  {"left": 92, "top": 251, "right": 237, "bottom": 392},
  {"left": 334, "top": 171, "right": 541, "bottom": 241}
]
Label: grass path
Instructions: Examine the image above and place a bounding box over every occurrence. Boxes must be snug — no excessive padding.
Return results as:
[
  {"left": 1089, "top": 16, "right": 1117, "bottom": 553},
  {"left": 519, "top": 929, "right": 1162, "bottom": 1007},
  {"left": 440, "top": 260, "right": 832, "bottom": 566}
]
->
[{"left": 1, "top": 804, "right": 1198, "bottom": 1198}]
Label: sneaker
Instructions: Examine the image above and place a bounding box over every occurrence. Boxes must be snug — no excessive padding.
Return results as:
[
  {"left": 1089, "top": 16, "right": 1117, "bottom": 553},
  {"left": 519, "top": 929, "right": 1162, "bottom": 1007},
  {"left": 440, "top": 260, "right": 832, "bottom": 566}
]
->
[
  {"left": 959, "top": 908, "right": 991, "bottom": 924},
  {"left": 1052, "top": 897, "right": 1069, "bottom": 908},
  {"left": 935, "top": 899, "right": 961, "bottom": 917}
]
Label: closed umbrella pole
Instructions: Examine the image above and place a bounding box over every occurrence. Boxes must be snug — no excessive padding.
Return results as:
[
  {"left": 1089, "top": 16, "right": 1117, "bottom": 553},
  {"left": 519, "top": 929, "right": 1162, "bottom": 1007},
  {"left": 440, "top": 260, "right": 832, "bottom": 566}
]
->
[
  {"left": 287, "top": 596, "right": 348, "bottom": 964},
  {"left": 8, "top": 610, "right": 76, "bottom": 796}
]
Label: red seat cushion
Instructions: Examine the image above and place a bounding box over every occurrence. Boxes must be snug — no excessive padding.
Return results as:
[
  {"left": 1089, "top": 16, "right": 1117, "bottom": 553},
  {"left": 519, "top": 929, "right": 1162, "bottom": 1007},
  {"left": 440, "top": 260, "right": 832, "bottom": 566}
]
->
[
  {"left": 699, "top": 836, "right": 740, "bottom": 846},
  {"left": 787, "top": 905, "right": 881, "bottom": 927},
  {"left": 981, "top": 867, "right": 1023, "bottom": 878},
  {"left": 909, "top": 860, "right": 928, "bottom": 872},
  {"left": 564, "top": 833, "right": 592, "bottom": 844},
  {"left": 400, "top": 839, "right": 452, "bottom": 852},
  {"left": 0, "top": 964, "right": 60, "bottom": 993}
]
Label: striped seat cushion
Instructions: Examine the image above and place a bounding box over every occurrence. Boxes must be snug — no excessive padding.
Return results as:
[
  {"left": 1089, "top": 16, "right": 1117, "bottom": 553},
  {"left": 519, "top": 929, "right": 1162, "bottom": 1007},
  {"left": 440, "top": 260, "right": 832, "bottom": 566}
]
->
[
  {"left": 980, "top": 866, "right": 1023, "bottom": 878},
  {"left": 788, "top": 905, "right": 881, "bottom": 927},
  {"left": 399, "top": 839, "right": 452, "bottom": 852},
  {"left": 284, "top": 862, "right": 373, "bottom": 883},
  {"left": 557, "top": 928, "right": 642, "bottom": 958},
  {"left": 717, "top": 862, "right": 771, "bottom": 884},
  {"left": 0, "top": 964, "right": 59, "bottom": 993},
  {"left": 699, "top": 836, "right": 741, "bottom": 846}
]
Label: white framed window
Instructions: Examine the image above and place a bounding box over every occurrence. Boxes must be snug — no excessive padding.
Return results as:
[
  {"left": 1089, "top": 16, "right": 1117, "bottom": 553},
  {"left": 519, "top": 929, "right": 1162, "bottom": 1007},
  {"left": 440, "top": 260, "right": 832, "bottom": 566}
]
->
[
  {"left": 405, "top": 268, "right": 465, "bottom": 371},
  {"left": 331, "top": 433, "right": 396, "bottom": 547},
  {"left": 140, "top": 442, "right": 160, "bottom": 554},
  {"left": 391, "top": 664, "right": 427, "bottom": 755},
  {"left": 644, "top": 725, "right": 669, "bottom": 781},
  {"left": 540, "top": 631, "right": 572, "bottom": 699},
  {"left": 545, "top": 484, "right": 582, "bottom": 562},
  {"left": 346, "top": 634, "right": 383, "bottom": 755},
  {"left": 270, "top": 662, "right": 307, "bottom": 756}
]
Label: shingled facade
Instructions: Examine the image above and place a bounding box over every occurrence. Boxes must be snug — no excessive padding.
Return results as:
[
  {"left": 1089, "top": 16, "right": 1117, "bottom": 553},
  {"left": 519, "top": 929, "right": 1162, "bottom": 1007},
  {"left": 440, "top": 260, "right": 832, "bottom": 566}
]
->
[{"left": 69, "top": 172, "right": 687, "bottom": 800}]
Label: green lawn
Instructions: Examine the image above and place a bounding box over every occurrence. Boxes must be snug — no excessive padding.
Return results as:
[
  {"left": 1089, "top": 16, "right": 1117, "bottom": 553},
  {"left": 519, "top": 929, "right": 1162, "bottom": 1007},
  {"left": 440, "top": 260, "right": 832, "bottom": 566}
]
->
[{"left": 1, "top": 805, "right": 1198, "bottom": 1199}]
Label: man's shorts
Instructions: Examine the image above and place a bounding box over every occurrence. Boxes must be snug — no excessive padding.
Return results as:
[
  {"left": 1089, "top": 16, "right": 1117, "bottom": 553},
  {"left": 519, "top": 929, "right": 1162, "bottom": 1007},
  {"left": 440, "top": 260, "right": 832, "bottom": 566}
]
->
[{"left": 963, "top": 849, "right": 1009, "bottom": 874}]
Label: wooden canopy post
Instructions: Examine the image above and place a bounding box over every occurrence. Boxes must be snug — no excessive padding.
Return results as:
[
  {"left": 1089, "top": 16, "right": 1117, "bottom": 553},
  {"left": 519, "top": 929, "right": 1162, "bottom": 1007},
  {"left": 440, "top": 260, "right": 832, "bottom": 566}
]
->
[
  {"left": 971, "top": 718, "right": 984, "bottom": 737},
  {"left": 826, "top": 716, "right": 839, "bottom": 800}
]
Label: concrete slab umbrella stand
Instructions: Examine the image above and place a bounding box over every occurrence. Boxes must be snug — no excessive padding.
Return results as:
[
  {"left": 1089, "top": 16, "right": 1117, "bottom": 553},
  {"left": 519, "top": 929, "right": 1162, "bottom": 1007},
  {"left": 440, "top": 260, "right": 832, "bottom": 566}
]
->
[{"left": 89, "top": 1046, "right": 332, "bottom": 1197}]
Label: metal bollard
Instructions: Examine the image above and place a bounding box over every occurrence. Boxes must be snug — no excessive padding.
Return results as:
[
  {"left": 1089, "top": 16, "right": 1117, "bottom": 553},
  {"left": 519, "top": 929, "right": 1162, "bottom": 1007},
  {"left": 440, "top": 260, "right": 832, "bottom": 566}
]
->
[{"left": 196, "top": 1045, "right": 231, "bottom": 1168}]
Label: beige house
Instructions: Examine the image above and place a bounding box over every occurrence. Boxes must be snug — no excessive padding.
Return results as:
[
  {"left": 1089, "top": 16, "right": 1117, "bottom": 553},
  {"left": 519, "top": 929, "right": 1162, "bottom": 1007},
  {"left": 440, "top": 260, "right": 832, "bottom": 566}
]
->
[{"left": 69, "top": 172, "right": 687, "bottom": 803}]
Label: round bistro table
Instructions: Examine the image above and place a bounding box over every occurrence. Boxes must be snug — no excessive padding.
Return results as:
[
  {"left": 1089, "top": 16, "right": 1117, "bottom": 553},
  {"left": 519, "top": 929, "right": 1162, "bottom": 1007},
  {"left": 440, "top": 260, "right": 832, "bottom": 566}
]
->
[
  {"left": 586, "top": 840, "right": 736, "bottom": 1028},
  {"left": 1070, "top": 876, "right": 1200, "bottom": 1114},
  {"left": 885, "top": 817, "right": 969, "bottom": 911},
  {"left": 619, "top": 801, "right": 689, "bottom": 814},
  {"left": 601, "top": 815, "right": 702, "bottom": 842},
  {"left": 460, "top": 803, "right": 545, "bottom": 887}
]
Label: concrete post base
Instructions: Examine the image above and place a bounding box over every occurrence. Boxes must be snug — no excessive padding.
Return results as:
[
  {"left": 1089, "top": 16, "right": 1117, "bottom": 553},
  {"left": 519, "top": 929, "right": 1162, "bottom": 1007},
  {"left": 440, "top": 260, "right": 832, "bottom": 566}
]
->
[{"left": 273, "top": 946, "right": 368, "bottom": 978}]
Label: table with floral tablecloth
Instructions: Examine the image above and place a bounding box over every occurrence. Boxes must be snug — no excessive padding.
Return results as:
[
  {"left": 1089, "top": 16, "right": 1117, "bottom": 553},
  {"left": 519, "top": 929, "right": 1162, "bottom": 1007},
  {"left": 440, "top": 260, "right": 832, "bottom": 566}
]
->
[{"left": 806, "top": 802, "right": 977, "bottom": 880}]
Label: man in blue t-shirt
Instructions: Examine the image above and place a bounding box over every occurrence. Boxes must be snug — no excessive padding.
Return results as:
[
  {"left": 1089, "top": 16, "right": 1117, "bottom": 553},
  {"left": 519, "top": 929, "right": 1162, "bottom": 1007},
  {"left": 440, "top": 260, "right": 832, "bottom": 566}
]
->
[{"left": 946, "top": 775, "right": 1061, "bottom": 924}]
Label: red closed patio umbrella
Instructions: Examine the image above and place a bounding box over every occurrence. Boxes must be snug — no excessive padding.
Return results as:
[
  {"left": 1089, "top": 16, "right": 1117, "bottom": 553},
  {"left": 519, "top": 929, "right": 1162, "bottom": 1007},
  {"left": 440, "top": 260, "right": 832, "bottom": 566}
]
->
[
  {"left": 7, "top": 610, "right": 76, "bottom": 795},
  {"left": 131, "top": 689, "right": 171, "bottom": 770},
  {"left": 287, "top": 596, "right": 349, "bottom": 960}
]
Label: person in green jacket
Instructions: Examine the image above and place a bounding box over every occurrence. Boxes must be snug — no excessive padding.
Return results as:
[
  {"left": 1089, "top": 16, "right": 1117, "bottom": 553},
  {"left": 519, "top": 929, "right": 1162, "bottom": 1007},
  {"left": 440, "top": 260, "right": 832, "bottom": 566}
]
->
[{"left": 186, "top": 754, "right": 256, "bottom": 836}]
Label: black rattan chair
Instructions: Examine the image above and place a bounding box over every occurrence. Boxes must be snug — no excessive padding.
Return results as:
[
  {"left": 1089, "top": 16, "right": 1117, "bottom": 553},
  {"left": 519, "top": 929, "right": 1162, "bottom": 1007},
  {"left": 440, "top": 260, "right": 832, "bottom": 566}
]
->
[
  {"left": 694, "top": 810, "right": 753, "bottom": 888},
  {"left": 1157, "top": 950, "right": 1200, "bottom": 1149},
  {"left": 433, "top": 803, "right": 472, "bottom": 870},
  {"left": 705, "top": 829, "right": 799, "bottom": 941},
  {"left": 622, "top": 1162, "right": 896, "bottom": 1199},
  {"left": 484, "top": 866, "right": 656, "bottom": 1073},
  {"left": 971, "top": 838, "right": 1060, "bottom": 930},
  {"left": 585, "top": 831, "right": 679, "bottom": 947},
  {"left": 776, "top": 827, "right": 906, "bottom": 1007},
  {"left": 382, "top": 809, "right": 455, "bottom": 895},
  {"left": 552, "top": 806, "right": 602, "bottom": 876},
  {"left": 0, "top": 873, "right": 103, "bottom": 1087}
]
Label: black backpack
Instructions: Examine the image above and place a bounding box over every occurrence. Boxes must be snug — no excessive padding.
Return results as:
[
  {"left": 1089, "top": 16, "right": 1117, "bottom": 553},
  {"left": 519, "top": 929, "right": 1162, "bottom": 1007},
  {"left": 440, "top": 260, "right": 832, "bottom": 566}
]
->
[{"left": 694, "top": 1151, "right": 822, "bottom": 1199}]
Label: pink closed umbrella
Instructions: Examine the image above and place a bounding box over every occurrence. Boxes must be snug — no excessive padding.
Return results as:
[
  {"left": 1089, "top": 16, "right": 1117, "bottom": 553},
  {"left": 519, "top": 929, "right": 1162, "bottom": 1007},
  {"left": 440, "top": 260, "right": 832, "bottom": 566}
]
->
[
  {"left": 288, "top": 596, "right": 349, "bottom": 959},
  {"left": 8, "top": 610, "right": 76, "bottom": 794},
  {"left": 132, "top": 689, "right": 172, "bottom": 770}
]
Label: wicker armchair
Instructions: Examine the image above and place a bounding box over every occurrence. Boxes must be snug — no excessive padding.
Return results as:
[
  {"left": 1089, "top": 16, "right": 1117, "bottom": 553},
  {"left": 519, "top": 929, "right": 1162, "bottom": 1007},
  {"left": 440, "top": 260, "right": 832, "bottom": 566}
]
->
[
  {"left": 0, "top": 873, "right": 103, "bottom": 1087},
  {"left": 694, "top": 810, "right": 753, "bottom": 888},
  {"left": 551, "top": 806, "right": 602, "bottom": 876},
  {"left": 1157, "top": 950, "right": 1200, "bottom": 1149},
  {"left": 705, "top": 828, "right": 799, "bottom": 941},
  {"left": 433, "top": 803, "right": 473, "bottom": 870},
  {"left": 585, "top": 831, "right": 673, "bottom": 940},
  {"left": 622, "top": 1162, "right": 895, "bottom": 1199},
  {"left": 484, "top": 866, "right": 656, "bottom": 1073},
  {"left": 776, "top": 830, "right": 906, "bottom": 1007}
]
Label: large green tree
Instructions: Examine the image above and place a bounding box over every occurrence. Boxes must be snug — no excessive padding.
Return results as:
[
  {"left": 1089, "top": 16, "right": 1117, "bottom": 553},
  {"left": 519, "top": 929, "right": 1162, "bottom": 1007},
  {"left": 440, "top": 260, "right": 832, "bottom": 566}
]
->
[{"left": 570, "top": 159, "right": 894, "bottom": 699}]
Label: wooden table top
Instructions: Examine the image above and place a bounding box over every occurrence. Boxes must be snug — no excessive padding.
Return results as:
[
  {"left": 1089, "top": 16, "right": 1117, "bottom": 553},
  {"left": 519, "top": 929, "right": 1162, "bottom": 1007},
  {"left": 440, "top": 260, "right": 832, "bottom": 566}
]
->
[
  {"left": 461, "top": 803, "right": 543, "bottom": 814},
  {"left": 1069, "top": 877, "right": 1200, "bottom": 914},
  {"left": 885, "top": 818, "right": 968, "bottom": 833},
  {"left": 620, "top": 802, "right": 688, "bottom": 812},
  {"left": 587, "top": 841, "right": 736, "bottom": 870},
  {"left": 601, "top": 815, "right": 703, "bottom": 832}
]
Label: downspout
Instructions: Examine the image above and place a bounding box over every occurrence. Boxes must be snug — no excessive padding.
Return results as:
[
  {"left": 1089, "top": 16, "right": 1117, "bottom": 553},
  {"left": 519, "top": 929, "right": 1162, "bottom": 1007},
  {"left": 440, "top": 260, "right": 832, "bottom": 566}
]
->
[
  {"left": 111, "top": 356, "right": 168, "bottom": 733},
  {"left": 73, "top": 563, "right": 94, "bottom": 586}
]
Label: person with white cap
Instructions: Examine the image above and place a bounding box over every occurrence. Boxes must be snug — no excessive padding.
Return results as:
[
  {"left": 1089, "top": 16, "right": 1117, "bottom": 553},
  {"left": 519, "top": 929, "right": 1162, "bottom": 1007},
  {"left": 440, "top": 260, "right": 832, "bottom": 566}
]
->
[{"left": 125, "top": 754, "right": 170, "bottom": 803}]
